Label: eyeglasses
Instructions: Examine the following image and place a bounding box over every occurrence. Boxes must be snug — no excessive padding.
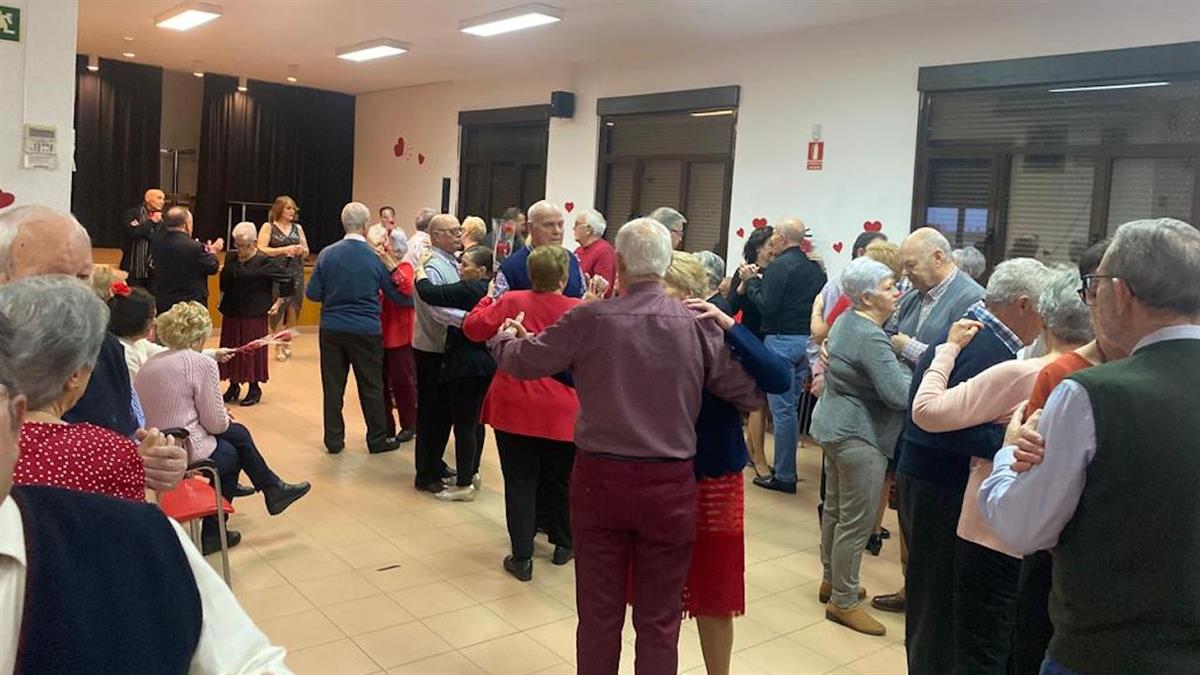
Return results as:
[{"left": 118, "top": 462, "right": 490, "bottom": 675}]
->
[
  {"left": 433, "top": 227, "right": 463, "bottom": 237},
  {"left": 1078, "top": 274, "right": 1134, "bottom": 305}
]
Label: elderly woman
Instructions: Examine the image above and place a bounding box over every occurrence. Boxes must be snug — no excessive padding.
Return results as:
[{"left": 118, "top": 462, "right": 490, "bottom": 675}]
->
[
  {"left": 1, "top": 276, "right": 147, "bottom": 502},
  {"left": 256, "top": 195, "right": 309, "bottom": 361},
  {"left": 953, "top": 246, "right": 987, "bottom": 281},
  {"left": 461, "top": 215, "right": 488, "bottom": 250},
  {"left": 692, "top": 250, "right": 733, "bottom": 315},
  {"left": 219, "top": 221, "right": 295, "bottom": 406},
  {"left": 727, "top": 226, "right": 777, "bottom": 478},
  {"left": 810, "top": 257, "right": 911, "bottom": 636},
  {"left": 368, "top": 224, "right": 418, "bottom": 442},
  {"left": 135, "top": 301, "right": 310, "bottom": 553}
]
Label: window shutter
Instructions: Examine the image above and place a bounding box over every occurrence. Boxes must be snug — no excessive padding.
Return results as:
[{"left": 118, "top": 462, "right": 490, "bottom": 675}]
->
[
  {"left": 684, "top": 162, "right": 727, "bottom": 253},
  {"left": 1107, "top": 157, "right": 1196, "bottom": 234},
  {"left": 1004, "top": 155, "right": 1094, "bottom": 264}
]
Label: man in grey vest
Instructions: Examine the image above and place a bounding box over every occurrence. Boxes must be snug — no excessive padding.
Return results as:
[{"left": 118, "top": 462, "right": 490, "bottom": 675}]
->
[
  {"left": 980, "top": 218, "right": 1200, "bottom": 675},
  {"left": 873, "top": 227, "right": 984, "bottom": 614},
  {"left": 412, "top": 213, "right": 464, "bottom": 492}
]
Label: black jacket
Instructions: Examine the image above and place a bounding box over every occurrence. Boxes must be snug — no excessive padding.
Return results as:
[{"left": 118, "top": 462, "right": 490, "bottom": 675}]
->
[
  {"left": 119, "top": 205, "right": 161, "bottom": 278},
  {"left": 414, "top": 277, "right": 496, "bottom": 383},
  {"left": 726, "top": 269, "right": 765, "bottom": 340},
  {"left": 151, "top": 230, "right": 219, "bottom": 313},
  {"left": 745, "top": 247, "right": 826, "bottom": 336},
  {"left": 219, "top": 252, "right": 295, "bottom": 318}
]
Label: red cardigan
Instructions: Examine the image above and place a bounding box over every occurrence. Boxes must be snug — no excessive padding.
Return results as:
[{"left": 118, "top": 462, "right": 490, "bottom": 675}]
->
[
  {"left": 463, "top": 291, "right": 581, "bottom": 442},
  {"left": 380, "top": 262, "right": 414, "bottom": 349}
]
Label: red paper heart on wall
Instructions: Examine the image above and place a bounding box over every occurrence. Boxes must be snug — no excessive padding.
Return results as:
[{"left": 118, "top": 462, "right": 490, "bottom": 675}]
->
[
  {"left": 863, "top": 220, "right": 883, "bottom": 232},
  {"left": 564, "top": 201, "right": 575, "bottom": 213},
  {"left": 418, "top": 153, "right": 425, "bottom": 165},
  {"left": 393, "top": 137, "right": 405, "bottom": 157},
  {"left": 735, "top": 227, "right": 745, "bottom": 238},
  {"left": 752, "top": 217, "right": 767, "bottom": 229},
  {"left": 832, "top": 241, "right": 844, "bottom": 253},
  {"left": 0, "top": 190, "right": 14, "bottom": 210}
]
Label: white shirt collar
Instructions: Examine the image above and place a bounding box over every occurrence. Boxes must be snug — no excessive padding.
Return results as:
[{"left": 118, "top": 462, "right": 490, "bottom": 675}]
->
[
  {"left": 1132, "top": 324, "right": 1200, "bottom": 354},
  {"left": 343, "top": 233, "right": 367, "bottom": 243},
  {"left": 0, "top": 497, "right": 26, "bottom": 568}
]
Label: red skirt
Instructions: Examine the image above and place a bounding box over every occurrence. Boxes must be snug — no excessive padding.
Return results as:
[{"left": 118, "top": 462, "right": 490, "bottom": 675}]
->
[{"left": 219, "top": 316, "right": 270, "bottom": 384}]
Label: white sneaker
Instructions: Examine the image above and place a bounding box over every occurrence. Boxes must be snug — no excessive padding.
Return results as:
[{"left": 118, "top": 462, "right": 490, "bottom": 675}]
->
[
  {"left": 472, "top": 473, "right": 482, "bottom": 489},
  {"left": 435, "top": 485, "right": 477, "bottom": 502}
]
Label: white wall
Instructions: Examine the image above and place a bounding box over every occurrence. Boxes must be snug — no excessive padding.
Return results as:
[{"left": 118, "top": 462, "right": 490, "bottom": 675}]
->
[
  {"left": 354, "top": 0, "right": 1200, "bottom": 274},
  {"left": 0, "top": 0, "right": 78, "bottom": 213}
]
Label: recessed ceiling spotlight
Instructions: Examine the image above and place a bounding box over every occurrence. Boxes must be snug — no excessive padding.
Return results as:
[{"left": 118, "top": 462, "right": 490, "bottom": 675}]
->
[
  {"left": 122, "top": 51, "right": 137, "bottom": 59},
  {"left": 238, "top": 76, "right": 248, "bottom": 92},
  {"left": 286, "top": 64, "right": 298, "bottom": 83},
  {"left": 335, "top": 38, "right": 410, "bottom": 62},
  {"left": 460, "top": 3, "right": 562, "bottom": 37},
  {"left": 87, "top": 55, "right": 100, "bottom": 72},
  {"left": 192, "top": 61, "right": 204, "bottom": 78},
  {"left": 155, "top": 2, "right": 223, "bottom": 31}
]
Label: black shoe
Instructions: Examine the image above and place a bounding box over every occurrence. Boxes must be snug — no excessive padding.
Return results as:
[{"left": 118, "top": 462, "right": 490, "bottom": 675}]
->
[
  {"left": 369, "top": 437, "right": 401, "bottom": 454},
  {"left": 440, "top": 466, "right": 457, "bottom": 480},
  {"left": 865, "top": 534, "right": 883, "bottom": 556},
  {"left": 552, "top": 546, "right": 574, "bottom": 566},
  {"left": 325, "top": 444, "right": 344, "bottom": 455},
  {"left": 201, "top": 529, "right": 241, "bottom": 556},
  {"left": 240, "top": 385, "right": 262, "bottom": 407},
  {"left": 879, "top": 527, "right": 891, "bottom": 540},
  {"left": 504, "top": 555, "right": 533, "bottom": 582},
  {"left": 753, "top": 475, "right": 797, "bottom": 494},
  {"left": 223, "top": 383, "right": 242, "bottom": 403},
  {"left": 396, "top": 429, "right": 416, "bottom": 443},
  {"left": 263, "top": 481, "right": 311, "bottom": 516},
  {"left": 871, "top": 592, "right": 907, "bottom": 613},
  {"left": 415, "top": 479, "right": 445, "bottom": 493},
  {"left": 232, "top": 483, "right": 256, "bottom": 498}
]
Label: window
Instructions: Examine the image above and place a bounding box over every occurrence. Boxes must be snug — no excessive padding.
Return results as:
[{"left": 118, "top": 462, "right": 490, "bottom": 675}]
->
[{"left": 458, "top": 109, "right": 548, "bottom": 224}]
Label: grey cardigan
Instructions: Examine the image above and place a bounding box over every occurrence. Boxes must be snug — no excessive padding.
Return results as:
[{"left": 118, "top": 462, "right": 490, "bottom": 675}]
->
[
  {"left": 892, "top": 268, "right": 985, "bottom": 351},
  {"left": 811, "top": 311, "right": 912, "bottom": 455}
]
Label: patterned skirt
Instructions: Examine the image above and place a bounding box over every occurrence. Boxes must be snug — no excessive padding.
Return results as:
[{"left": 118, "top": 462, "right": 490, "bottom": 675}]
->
[{"left": 219, "top": 316, "right": 270, "bottom": 384}]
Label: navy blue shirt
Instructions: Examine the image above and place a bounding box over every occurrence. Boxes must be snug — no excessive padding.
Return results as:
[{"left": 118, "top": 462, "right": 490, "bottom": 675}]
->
[
  {"left": 306, "top": 237, "right": 410, "bottom": 335},
  {"left": 64, "top": 333, "right": 137, "bottom": 437},
  {"left": 499, "top": 245, "right": 585, "bottom": 298}
]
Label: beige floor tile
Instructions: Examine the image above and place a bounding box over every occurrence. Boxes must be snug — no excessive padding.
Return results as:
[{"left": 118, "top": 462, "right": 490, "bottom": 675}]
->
[
  {"left": 388, "top": 580, "right": 479, "bottom": 619},
  {"left": 294, "top": 569, "right": 384, "bottom": 607},
  {"left": 236, "top": 583, "right": 316, "bottom": 622},
  {"left": 332, "top": 538, "right": 410, "bottom": 569},
  {"left": 738, "top": 635, "right": 842, "bottom": 674},
  {"left": 524, "top": 617, "right": 577, "bottom": 662},
  {"left": 448, "top": 568, "right": 531, "bottom": 603},
  {"left": 442, "top": 519, "right": 511, "bottom": 546},
  {"left": 391, "top": 529, "right": 469, "bottom": 556},
  {"left": 323, "top": 594, "right": 416, "bottom": 636},
  {"left": 788, "top": 620, "right": 892, "bottom": 665},
  {"left": 353, "top": 620, "right": 454, "bottom": 669},
  {"left": 485, "top": 590, "right": 574, "bottom": 630},
  {"left": 414, "top": 550, "right": 491, "bottom": 580},
  {"left": 387, "top": 651, "right": 487, "bottom": 675},
  {"left": 422, "top": 605, "right": 519, "bottom": 648},
  {"left": 258, "top": 608, "right": 345, "bottom": 652},
  {"left": 288, "top": 637, "right": 379, "bottom": 675},
  {"left": 461, "top": 633, "right": 564, "bottom": 675},
  {"left": 729, "top": 613, "right": 783, "bottom": 652},
  {"left": 530, "top": 664, "right": 575, "bottom": 675},
  {"left": 745, "top": 594, "right": 825, "bottom": 635},
  {"left": 847, "top": 645, "right": 908, "bottom": 675},
  {"left": 227, "top": 559, "right": 290, "bottom": 592},
  {"left": 361, "top": 558, "right": 443, "bottom": 592},
  {"left": 304, "top": 519, "right": 385, "bottom": 548},
  {"left": 745, "top": 559, "right": 819, "bottom": 591},
  {"left": 270, "top": 549, "right": 354, "bottom": 583}
]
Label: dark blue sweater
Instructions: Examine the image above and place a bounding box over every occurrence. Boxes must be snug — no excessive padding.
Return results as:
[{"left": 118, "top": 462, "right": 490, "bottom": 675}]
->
[
  {"left": 306, "top": 238, "right": 410, "bottom": 334},
  {"left": 896, "top": 325, "right": 1012, "bottom": 489},
  {"left": 64, "top": 333, "right": 137, "bottom": 437},
  {"left": 500, "top": 245, "right": 585, "bottom": 298}
]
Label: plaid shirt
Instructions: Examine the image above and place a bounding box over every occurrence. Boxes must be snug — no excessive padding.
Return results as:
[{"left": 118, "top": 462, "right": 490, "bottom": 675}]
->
[{"left": 965, "top": 301, "right": 1024, "bottom": 355}]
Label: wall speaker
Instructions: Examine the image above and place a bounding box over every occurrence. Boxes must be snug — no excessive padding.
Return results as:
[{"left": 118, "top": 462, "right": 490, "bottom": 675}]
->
[{"left": 550, "top": 91, "right": 575, "bottom": 119}]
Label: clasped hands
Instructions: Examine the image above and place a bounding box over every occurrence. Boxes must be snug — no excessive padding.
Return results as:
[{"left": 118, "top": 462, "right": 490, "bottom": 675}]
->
[
  {"left": 137, "top": 428, "right": 187, "bottom": 492},
  {"left": 1004, "top": 401, "right": 1046, "bottom": 474},
  {"left": 498, "top": 311, "right": 529, "bottom": 339}
]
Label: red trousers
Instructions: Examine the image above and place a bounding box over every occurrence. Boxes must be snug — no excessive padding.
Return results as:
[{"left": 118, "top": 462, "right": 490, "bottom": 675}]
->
[
  {"left": 383, "top": 345, "right": 417, "bottom": 432},
  {"left": 572, "top": 452, "right": 696, "bottom": 675}
]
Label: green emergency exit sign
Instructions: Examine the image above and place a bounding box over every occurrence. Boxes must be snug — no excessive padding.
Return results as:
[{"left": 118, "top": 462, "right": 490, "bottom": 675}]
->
[{"left": 0, "top": 5, "right": 20, "bottom": 43}]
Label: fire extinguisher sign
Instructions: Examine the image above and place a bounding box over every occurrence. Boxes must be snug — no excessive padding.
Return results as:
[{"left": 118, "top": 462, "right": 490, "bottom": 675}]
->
[{"left": 807, "top": 141, "right": 824, "bottom": 171}]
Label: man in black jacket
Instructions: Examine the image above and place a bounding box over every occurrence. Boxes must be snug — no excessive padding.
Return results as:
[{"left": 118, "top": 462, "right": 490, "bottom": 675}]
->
[
  {"left": 120, "top": 188, "right": 164, "bottom": 288},
  {"left": 151, "top": 206, "right": 224, "bottom": 314}
]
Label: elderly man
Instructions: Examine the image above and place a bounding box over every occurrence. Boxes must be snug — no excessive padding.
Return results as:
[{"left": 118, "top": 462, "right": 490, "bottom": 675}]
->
[
  {"left": 980, "top": 219, "right": 1200, "bottom": 675},
  {"left": 648, "top": 206, "right": 687, "bottom": 250},
  {"left": 897, "top": 256, "right": 1051, "bottom": 675},
  {"left": 120, "top": 188, "right": 164, "bottom": 288},
  {"left": 411, "top": 213, "right": 465, "bottom": 492},
  {"left": 495, "top": 200, "right": 586, "bottom": 298},
  {"left": 306, "top": 202, "right": 410, "bottom": 455},
  {"left": 489, "top": 217, "right": 763, "bottom": 675},
  {"left": 745, "top": 217, "right": 827, "bottom": 493},
  {"left": 952, "top": 246, "right": 987, "bottom": 281},
  {"left": 150, "top": 206, "right": 223, "bottom": 314},
  {"left": 404, "top": 206, "right": 437, "bottom": 266},
  {"left": 0, "top": 205, "right": 186, "bottom": 492},
  {"left": 573, "top": 209, "right": 616, "bottom": 297}
]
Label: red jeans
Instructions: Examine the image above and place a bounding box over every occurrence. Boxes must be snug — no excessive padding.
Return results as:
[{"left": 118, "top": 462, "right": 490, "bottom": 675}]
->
[
  {"left": 383, "top": 345, "right": 417, "bottom": 431},
  {"left": 572, "top": 452, "right": 696, "bottom": 675}
]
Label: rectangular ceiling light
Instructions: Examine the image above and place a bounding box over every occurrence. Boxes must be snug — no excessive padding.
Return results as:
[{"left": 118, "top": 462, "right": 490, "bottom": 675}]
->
[
  {"left": 155, "top": 2, "right": 222, "bottom": 31},
  {"left": 1049, "top": 81, "right": 1170, "bottom": 93},
  {"left": 690, "top": 109, "right": 735, "bottom": 117},
  {"left": 460, "top": 3, "right": 562, "bottom": 37},
  {"left": 336, "top": 38, "right": 410, "bottom": 62}
]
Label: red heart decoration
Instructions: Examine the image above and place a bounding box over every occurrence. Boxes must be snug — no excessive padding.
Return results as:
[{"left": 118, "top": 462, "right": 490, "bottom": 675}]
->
[
  {"left": 0, "top": 189, "right": 14, "bottom": 210},
  {"left": 832, "top": 241, "right": 844, "bottom": 253},
  {"left": 393, "top": 137, "right": 405, "bottom": 157},
  {"left": 417, "top": 153, "right": 425, "bottom": 165},
  {"left": 564, "top": 201, "right": 574, "bottom": 213},
  {"left": 735, "top": 227, "right": 745, "bottom": 238},
  {"left": 752, "top": 217, "right": 767, "bottom": 229},
  {"left": 863, "top": 220, "right": 883, "bottom": 232}
]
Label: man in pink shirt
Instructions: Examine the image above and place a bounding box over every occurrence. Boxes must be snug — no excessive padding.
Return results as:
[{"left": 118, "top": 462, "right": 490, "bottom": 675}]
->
[
  {"left": 572, "top": 209, "right": 616, "bottom": 298},
  {"left": 490, "top": 218, "right": 764, "bottom": 675}
]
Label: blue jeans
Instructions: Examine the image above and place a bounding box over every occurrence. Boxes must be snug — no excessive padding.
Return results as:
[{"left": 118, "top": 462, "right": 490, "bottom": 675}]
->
[{"left": 764, "top": 334, "right": 811, "bottom": 484}]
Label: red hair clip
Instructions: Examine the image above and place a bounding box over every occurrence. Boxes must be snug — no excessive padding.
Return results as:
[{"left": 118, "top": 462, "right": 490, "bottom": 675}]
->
[{"left": 110, "top": 281, "right": 132, "bottom": 298}]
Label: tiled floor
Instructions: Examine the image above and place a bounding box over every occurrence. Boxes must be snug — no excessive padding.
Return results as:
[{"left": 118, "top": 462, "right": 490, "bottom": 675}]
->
[{"left": 204, "top": 334, "right": 906, "bottom": 674}]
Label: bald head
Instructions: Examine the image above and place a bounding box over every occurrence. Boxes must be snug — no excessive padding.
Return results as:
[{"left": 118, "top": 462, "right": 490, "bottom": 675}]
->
[
  {"left": 0, "top": 206, "right": 93, "bottom": 284},
  {"left": 527, "top": 200, "right": 565, "bottom": 247},
  {"left": 144, "top": 189, "right": 165, "bottom": 211},
  {"left": 428, "top": 214, "right": 463, "bottom": 254},
  {"left": 900, "top": 227, "right": 955, "bottom": 293}
]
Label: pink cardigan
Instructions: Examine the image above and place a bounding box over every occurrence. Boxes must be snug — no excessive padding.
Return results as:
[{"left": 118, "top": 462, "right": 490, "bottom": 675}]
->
[
  {"left": 913, "top": 343, "right": 1047, "bottom": 558},
  {"left": 133, "top": 348, "right": 230, "bottom": 461}
]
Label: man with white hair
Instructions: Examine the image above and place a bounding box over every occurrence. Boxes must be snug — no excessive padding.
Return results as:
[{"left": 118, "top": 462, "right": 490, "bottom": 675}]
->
[
  {"left": 980, "top": 219, "right": 1200, "bottom": 675},
  {"left": 495, "top": 200, "right": 586, "bottom": 298},
  {"left": 897, "top": 256, "right": 1052, "bottom": 675},
  {"left": 573, "top": 209, "right": 615, "bottom": 297},
  {"left": 745, "top": 216, "right": 827, "bottom": 493},
  {"left": 404, "top": 207, "right": 437, "bottom": 265},
  {"left": 120, "top": 187, "right": 165, "bottom": 288},
  {"left": 648, "top": 206, "right": 687, "bottom": 250},
  {"left": 306, "top": 202, "right": 411, "bottom": 455},
  {"left": 488, "top": 217, "right": 764, "bottom": 675},
  {"left": 952, "top": 246, "right": 987, "bottom": 281}
]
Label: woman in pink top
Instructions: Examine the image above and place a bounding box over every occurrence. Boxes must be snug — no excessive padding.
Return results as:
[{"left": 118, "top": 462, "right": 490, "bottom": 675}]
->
[{"left": 135, "top": 301, "right": 311, "bottom": 554}]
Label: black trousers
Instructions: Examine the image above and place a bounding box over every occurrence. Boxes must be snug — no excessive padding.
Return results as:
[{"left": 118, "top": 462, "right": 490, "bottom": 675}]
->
[
  {"left": 496, "top": 430, "right": 575, "bottom": 559},
  {"left": 1011, "top": 550, "right": 1054, "bottom": 675},
  {"left": 898, "top": 471, "right": 963, "bottom": 675},
  {"left": 414, "top": 349, "right": 452, "bottom": 486},
  {"left": 202, "top": 422, "right": 279, "bottom": 538},
  {"left": 954, "top": 538, "right": 1021, "bottom": 675},
  {"left": 447, "top": 375, "right": 491, "bottom": 487},
  {"left": 319, "top": 330, "right": 390, "bottom": 451}
]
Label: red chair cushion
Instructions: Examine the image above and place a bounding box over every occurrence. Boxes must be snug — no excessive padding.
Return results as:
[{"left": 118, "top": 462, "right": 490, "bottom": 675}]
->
[{"left": 158, "top": 477, "right": 234, "bottom": 523}]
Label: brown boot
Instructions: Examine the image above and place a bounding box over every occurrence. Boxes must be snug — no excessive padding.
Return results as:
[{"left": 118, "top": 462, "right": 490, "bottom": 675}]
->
[
  {"left": 871, "top": 589, "right": 907, "bottom": 613},
  {"left": 825, "top": 601, "right": 887, "bottom": 636},
  {"left": 818, "top": 580, "right": 867, "bottom": 604}
]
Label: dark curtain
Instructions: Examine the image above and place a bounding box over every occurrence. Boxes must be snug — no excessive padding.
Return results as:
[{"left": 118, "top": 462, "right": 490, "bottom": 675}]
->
[
  {"left": 194, "top": 75, "right": 355, "bottom": 253},
  {"left": 71, "top": 56, "right": 163, "bottom": 248}
]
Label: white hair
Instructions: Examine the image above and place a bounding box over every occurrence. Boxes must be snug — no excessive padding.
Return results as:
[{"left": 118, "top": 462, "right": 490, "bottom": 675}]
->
[
  {"left": 692, "top": 250, "right": 725, "bottom": 292},
  {"left": 647, "top": 206, "right": 686, "bottom": 232},
  {"left": 1038, "top": 268, "right": 1094, "bottom": 345},
  {"left": 528, "top": 200, "right": 563, "bottom": 224},
  {"left": 986, "top": 257, "right": 1054, "bottom": 307},
  {"left": 952, "top": 246, "right": 986, "bottom": 280},
  {"left": 1106, "top": 218, "right": 1200, "bottom": 315},
  {"left": 0, "top": 205, "right": 90, "bottom": 277},
  {"left": 615, "top": 218, "right": 672, "bottom": 277},
  {"left": 841, "top": 257, "right": 894, "bottom": 309},
  {"left": 578, "top": 209, "right": 607, "bottom": 238},
  {"left": 232, "top": 221, "right": 258, "bottom": 243},
  {"left": 776, "top": 217, "right": 808, "bottom": 244},
  {"left": 367, "top": 224, "right": 387, "bottom": 246},
  {"left": 341, "top": 202, "right": 370, "bottom": 233}
]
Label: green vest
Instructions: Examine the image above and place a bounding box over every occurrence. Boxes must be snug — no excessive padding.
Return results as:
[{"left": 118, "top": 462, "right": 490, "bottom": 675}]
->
[{"left": 1050, "top": 338, "right": 1200, "bottom": 674}]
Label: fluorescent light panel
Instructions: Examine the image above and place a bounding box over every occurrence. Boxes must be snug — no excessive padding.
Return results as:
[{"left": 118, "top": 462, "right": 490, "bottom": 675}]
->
[
  {"left": 690, "top": 109, "right": 734, "bottom": 117},
  {"left": 460, "top": 3, "right": 562, "bottom": 37},
  {"left": 336, "top": 38, "right": 410, "bottom": 62},
  {"left": 1049, "top": 81, "right": 1170, "bottom": 93},
  {"left": 155, "top": 2, "right": 222, "bottom": 31}
]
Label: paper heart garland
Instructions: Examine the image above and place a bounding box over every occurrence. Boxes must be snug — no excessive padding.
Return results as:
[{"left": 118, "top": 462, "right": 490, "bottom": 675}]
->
[
  {"left": 735, "top": 227, "right": 745, "bottom": 238},
  {"left": 417, "top": 153, "right": 425, "bottom": 165},
  {"left": 393, "top": 137, "right": 405, "bottom": 157},
  {"left": 564, "top": 201, "right": 574, "bottom": 213},
  {"left": 752, "top": 217, "right": 768, "bottom": 229},
  {"left": 832, "top": 242, "right": 844, "bottom": 253},
  {"left": 863, "top": 220, "right": 883, "bottom": 232},
  {"left": 0, "top": 189, "right": 14, "bottom": 210}
]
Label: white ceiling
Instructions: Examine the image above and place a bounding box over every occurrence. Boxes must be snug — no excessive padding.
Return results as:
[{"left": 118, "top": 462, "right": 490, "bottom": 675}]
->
[{"left": 77, "top": 0, "right": 955, "bottom": 95}]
